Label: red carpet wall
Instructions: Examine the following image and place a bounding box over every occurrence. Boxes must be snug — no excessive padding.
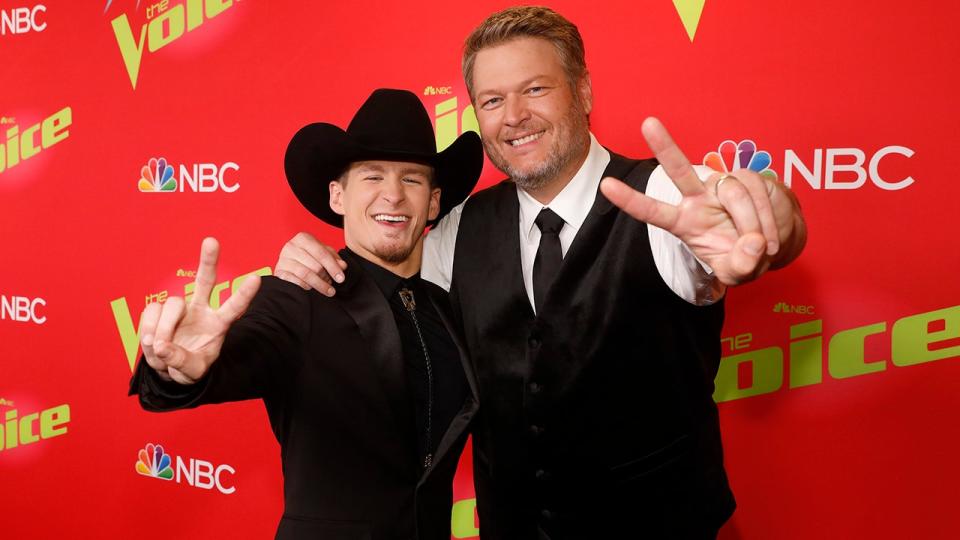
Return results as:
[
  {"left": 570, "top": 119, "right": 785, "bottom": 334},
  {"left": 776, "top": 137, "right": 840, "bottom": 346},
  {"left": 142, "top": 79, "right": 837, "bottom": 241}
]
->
[{"left": 2, "top": 1, "right": 958, "bottom": 538}]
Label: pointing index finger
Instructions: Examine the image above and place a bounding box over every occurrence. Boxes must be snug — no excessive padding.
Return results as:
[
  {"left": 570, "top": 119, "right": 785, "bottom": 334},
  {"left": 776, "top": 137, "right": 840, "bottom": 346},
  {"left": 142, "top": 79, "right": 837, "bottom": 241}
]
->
[{"left": 641, "top": 117, "right": 705, "bottom": 197}]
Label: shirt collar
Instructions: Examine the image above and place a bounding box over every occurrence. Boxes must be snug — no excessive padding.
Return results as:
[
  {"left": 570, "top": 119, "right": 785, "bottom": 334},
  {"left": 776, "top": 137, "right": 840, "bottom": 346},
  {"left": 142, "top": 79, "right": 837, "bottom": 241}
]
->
[
  {"left": 517, "top": 133, "right": 611, "bottom": 239},
  {"left": 343, "top": 247, "right": 419, "bottom": 300}
]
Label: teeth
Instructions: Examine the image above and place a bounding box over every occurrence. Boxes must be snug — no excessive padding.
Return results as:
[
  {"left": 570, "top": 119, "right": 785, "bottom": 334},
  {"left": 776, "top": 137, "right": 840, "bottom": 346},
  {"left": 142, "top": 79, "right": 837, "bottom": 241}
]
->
[
  {"left": 374, "top": 214, "right": 409, "bottom": 222},
  {"left": 510, "top": 132, "right": 543, "bottom": 146}
]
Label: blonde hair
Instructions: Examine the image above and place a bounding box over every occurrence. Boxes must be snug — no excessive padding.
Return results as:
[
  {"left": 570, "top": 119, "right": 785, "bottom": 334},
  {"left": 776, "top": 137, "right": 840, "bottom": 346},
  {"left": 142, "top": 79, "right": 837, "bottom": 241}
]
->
[{"left": 462, "top": 6, "right": 587, "bottom": 99}]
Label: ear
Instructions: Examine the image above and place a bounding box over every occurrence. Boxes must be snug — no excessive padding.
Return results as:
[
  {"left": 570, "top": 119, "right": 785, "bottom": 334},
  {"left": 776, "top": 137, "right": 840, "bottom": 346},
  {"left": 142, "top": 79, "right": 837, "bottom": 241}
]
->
[
  {"left": 427, "top": 187, "right": 441, "bottom": 221},
  {"left": 329, "top": 181, "right": 346, "bottom": 216},
  {"left": 577, "top": 73, "right": 593, "bottom": 115}
]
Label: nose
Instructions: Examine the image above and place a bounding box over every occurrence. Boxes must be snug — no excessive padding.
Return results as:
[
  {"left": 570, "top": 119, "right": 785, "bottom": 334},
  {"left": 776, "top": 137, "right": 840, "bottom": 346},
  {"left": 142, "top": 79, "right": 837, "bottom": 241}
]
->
[
  {"left": 381, "top": 176, "right": 406, "bottom": 204},
  {"left": 503, "top": 94, "right": 530, "bottom": 127}
]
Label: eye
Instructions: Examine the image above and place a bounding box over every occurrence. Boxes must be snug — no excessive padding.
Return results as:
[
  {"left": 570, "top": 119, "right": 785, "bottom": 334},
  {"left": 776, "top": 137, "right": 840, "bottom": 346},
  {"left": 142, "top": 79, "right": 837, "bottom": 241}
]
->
[
  {"left": 481, "top": 97, "right": 503, "bottom": 110},
  {"left": 364, "top": 175, "right": 383, "bottom": 182},
  {"left": 526, "top": 86, "right": 547, "bottom": 96},
  {"left": 403, "top": 176, "right": 425, "bottom": 185}
]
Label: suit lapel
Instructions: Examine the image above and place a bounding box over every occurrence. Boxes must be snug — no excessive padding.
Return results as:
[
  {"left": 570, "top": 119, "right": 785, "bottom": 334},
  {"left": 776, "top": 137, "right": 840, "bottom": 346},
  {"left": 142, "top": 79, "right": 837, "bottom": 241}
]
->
[
  {"left": 334, "top": 250, "right": 413, "bottom": 439},
  {"left": 418, "top": 286, "right": 479, "bottom": 486}
]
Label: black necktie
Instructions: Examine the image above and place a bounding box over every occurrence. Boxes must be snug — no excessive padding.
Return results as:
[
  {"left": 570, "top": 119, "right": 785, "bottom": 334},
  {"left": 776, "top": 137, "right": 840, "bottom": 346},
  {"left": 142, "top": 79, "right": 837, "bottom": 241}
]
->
[{"left": 533, "top": 208, "right": 565, "bottom": 313}]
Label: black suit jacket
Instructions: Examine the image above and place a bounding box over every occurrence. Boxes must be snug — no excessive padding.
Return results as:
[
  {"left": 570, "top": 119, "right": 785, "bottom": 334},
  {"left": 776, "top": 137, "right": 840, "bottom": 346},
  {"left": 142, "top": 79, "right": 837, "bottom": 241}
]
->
[
  {"left": 130, "top": 250, "right": 478, "bottom": 540},
  {"left": 449, "top": 153, "right": 734, "bottom": 538}
]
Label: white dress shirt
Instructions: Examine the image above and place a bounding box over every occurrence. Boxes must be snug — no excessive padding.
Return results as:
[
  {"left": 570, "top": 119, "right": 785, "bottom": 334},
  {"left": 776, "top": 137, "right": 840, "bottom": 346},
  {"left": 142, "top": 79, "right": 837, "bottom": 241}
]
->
[{"left": 422, "top": 133, "right": 726, "bottom": 311}]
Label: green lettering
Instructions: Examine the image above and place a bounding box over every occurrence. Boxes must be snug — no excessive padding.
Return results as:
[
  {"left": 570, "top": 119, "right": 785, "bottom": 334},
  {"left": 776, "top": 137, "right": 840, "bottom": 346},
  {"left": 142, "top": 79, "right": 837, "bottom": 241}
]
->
[
  {"left": 231, "top": 267, "right": 272, "bottom": 295},
  {"left": 186, "top": 0, "right": 203, "bottom": 30},
  {"left": 435, "top": 98, "right": 458, "bottom": 151},
  {"left": 828, "top": 322, "right": 886, "bottom": 379},
  {"left": 789, "top": 320, "right": 823, "bottom": 388},
  {"left": 20, "top": 124, "right": 40, "bottom": 159},
  {"left": 461, "top": 104, "right": 479, "bottom": 137},
  {"left": 205, "top": 0, "right": 232, "bottom": 18},
  {"left": 148, "top": 4, "right": 185, "bottom": 53},
  {"left": 713, "top": 347, "right": 783, "bottom": 403},
  {"left": 41, "top": 107, "right": 71, "bottom": 148},
  {"left": 451, "top": 498, "right": 480, "bottom": 538},
  {"left": 40, "top": 405, "right": 70, "bottom": 439},
  {"left": 4, "top": 409, "right": 17, "bottom": 450},
  {"left": 110, "top": 14, "right": 147, "bottom": 89},
  {"left": 6, "top": 125, "right": 19, "bottom": 169},
  {"left": 111, "top": 296, "right": 141, "bottom": 372},
  {"left": 892, "top": 305, "right": 960, "bottom": 366},
  {"left": 18, "top": 413, "right": 39, "bottom": 444}
]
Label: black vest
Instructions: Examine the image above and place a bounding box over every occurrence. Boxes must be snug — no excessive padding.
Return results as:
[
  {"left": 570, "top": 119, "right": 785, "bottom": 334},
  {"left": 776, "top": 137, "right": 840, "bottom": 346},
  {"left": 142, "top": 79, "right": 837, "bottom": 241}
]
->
[{"left": 450, "top": 153, "right": 735, "bottom": 538}]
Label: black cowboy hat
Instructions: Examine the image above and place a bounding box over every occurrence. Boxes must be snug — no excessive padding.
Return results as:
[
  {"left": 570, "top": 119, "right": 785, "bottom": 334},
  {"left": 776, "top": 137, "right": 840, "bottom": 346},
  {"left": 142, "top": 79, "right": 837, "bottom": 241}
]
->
[{"left": 284, "top": 88, "right": 483, "bottom": 228}]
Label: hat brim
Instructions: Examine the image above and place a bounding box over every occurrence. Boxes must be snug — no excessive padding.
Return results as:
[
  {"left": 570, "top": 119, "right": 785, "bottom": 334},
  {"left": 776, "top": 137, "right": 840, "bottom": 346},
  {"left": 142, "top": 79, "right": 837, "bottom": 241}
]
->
[{"left": 285, "top": 123, "right": 483, "bottom": 228}]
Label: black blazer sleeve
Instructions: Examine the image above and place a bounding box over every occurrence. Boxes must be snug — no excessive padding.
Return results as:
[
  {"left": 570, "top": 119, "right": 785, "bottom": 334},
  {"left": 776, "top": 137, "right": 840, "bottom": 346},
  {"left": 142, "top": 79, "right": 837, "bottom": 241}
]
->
[{"left": 129, "top": 276, "right": 313, "bottom": 411}]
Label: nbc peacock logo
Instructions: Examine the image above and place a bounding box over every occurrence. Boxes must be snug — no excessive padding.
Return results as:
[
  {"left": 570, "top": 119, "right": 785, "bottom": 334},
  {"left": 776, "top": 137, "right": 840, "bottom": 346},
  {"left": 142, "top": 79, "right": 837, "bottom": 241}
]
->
[
  {"left": 138, "top": 157, "right": 176, "bottom": 192},
  {"left": 136, "top": 442, "right": 174, "bottom": 480},
  {"left": 703, "top": 140, "right": 779, "bottom": 181}
]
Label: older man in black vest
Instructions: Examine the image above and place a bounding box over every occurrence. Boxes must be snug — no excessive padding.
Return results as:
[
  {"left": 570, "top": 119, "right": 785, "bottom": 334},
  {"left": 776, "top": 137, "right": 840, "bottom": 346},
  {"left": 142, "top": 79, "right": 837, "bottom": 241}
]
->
[
  {"left": 274, "top": 7, "right": 807, "bottom": 539},
  {"left": 130, "top": 89, "right": 484, "bottom": 540}
]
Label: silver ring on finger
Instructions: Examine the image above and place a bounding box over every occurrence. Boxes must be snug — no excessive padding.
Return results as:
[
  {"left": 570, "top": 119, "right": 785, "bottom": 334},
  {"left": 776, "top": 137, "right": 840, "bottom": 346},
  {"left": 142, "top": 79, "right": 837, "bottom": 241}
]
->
[{"left": 715, "top": 174, "right": 738, "bottom": 198}]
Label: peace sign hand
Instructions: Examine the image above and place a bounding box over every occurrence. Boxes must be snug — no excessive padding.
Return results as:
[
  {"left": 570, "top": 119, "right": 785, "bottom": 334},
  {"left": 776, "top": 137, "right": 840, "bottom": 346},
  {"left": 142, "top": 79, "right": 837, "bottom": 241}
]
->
[
  {"left": 599, "top": 118, "right": 805, "bottom": 286},
  {"left": 137, "top": 237, "right": 261, "bottom": 385}
]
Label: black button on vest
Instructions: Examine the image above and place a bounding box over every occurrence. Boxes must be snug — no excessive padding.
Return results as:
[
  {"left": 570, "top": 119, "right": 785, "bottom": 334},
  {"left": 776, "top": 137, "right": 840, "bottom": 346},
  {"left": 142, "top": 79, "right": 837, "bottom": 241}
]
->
[{"left": 533, "top": 208, "right": 565, "bottom": 313}]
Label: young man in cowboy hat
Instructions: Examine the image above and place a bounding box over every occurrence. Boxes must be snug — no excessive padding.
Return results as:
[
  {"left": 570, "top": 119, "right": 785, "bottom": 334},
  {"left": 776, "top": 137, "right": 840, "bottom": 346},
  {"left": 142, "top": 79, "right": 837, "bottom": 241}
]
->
[{"left": 129, "top": 89, "right": 483, "bottom": 540}]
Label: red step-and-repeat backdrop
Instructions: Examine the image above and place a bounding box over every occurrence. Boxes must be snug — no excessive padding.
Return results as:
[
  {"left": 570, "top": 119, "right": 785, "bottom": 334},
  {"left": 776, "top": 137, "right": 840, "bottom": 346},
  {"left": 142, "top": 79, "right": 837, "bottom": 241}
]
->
[{"left": 2, "top": 1, "right": 958, "bottom": 538}]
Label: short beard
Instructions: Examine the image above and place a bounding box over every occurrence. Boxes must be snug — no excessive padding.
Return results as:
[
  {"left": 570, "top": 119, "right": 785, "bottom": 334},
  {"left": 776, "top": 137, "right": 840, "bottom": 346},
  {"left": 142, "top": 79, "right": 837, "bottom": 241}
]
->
[
  {"left": 489, "top": 140, "right": 567, "bottom": 192},
  {"left": 374, "top": 243, "right": 416, "bottom": 264},
  {"left": 371, "top": 229, "right": 424, "bottom": 264}
]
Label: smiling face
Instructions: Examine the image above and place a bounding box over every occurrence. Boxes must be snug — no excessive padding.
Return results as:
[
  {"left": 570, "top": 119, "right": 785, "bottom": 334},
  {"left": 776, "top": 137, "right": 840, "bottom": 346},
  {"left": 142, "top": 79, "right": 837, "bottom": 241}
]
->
[
  {"left": 471, "top": 37, "right": 592, "bottom": 196},
  {"left": 329, "top": 160, "right": 439, "bottom": 276}
]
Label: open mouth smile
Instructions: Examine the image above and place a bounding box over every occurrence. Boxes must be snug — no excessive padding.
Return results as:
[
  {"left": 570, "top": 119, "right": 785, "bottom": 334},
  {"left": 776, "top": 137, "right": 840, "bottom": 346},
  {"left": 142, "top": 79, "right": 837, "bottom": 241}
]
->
[
  {"left": 507, "top": 131, "right": 545, "bottom": 147},
  {"left": 373, "top": 213, "right": 410, "bottom": 225}
]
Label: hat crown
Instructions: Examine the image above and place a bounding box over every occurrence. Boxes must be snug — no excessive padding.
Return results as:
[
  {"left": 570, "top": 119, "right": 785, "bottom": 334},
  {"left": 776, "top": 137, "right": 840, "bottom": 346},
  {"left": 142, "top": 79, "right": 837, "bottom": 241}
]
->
[{"left": 346, "top": 89, "right": 437, "bottom": 156}]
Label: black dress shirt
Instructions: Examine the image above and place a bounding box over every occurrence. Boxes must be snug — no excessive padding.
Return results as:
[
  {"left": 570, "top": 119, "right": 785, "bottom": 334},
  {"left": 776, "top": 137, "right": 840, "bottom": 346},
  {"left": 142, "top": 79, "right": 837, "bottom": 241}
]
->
[{"left": 347, "top": 249, "right": 469, "bottom": 468}]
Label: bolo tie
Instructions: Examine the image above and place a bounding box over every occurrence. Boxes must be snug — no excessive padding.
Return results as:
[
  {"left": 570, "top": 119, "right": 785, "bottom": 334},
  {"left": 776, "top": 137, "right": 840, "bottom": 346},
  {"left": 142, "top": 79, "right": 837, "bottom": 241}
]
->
[{"left": 398, "top": 286, "right": 435, "bottom": 470}]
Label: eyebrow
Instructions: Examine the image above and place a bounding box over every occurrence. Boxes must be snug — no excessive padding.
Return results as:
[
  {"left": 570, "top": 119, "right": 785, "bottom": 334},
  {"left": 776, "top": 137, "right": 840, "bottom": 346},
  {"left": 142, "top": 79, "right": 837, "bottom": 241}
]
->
[
  {"left": 399, "top": 166, "right": 431, "bottom": 177},
  {"left": 475, "top": 75, "right": 552, "bottom": 98}
]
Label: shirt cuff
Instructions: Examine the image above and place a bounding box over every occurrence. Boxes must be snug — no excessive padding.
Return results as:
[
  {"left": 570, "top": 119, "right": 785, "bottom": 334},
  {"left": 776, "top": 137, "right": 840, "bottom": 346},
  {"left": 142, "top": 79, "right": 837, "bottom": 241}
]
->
[{"left": 684, "top": 244, "right": 727, "bottom": 305}]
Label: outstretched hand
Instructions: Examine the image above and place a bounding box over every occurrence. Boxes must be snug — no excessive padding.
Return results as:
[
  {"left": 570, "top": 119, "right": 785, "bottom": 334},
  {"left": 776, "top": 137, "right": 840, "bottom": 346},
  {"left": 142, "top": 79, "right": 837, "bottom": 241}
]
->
[
  {"left": 138, "top": 237, "right": 261, "bottom": 384},
  {"left": 600, "top": 117, "right": 805, "bottom": 286}
]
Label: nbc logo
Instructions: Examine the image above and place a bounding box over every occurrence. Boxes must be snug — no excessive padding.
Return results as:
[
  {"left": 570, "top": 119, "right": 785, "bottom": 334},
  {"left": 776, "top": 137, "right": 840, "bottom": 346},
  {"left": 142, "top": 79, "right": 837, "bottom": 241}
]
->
[
  {"left": 136, "top": 442, "right": 174, "bottom": 480},
  {"left": 1, "top": 5, "right": 47, "bottom": 36},
  {"left": 134, "top": 442, "right": 236, "bottom": 494},
  {"left": 703, "top": 139, "right": 779, "bottom": 181},
  {"left": 772, "top": 301, "right": 815, "bottom": 315},
  {"left": 704, "top": 138, "right": 915, "bottom": 191},
  {"left": 136, "top": 156, "right": 239, "bottom": 193},
  {"left": 138, "top": 157, "right": 176, "bottom": 192},
  {"left": 1, "top": 294, "right": 47, "bottom": 324},
  {"left": 423, "top": 85, "right": 452, "bottom": 96}
]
